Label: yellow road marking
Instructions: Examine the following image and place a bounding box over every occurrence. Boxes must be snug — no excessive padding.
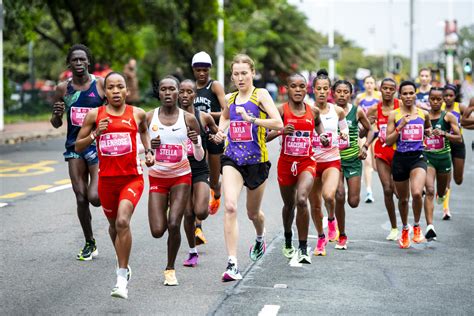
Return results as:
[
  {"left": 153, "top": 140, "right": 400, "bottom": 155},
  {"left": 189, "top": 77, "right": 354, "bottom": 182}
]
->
[
  {"left": 54, "top": 179, "right": 71, "bottom": 185},
  {"left": 0, "top": 192, "right": 26, "bottom": 199},
  {"left": 0, "top": 160, "right": 58, "bottom": 177},
  {"left": 29, "top": 185, "right": 53, "bottom": 191}
]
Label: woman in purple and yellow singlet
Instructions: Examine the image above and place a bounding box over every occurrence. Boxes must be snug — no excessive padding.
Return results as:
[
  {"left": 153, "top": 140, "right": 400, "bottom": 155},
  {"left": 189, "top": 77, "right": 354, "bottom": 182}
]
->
[{"left": 386, "top": 81, "right": 432, "bottom": 249}]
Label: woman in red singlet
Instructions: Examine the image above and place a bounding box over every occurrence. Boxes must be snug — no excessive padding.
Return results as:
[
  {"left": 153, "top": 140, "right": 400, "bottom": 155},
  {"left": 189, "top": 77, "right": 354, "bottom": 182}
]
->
[{"left": 76, "top": 72, "right": 154, "bottom": 299}]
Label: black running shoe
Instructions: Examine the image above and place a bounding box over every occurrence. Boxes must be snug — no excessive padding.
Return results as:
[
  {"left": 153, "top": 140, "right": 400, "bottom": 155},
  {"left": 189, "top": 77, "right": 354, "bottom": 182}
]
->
[
  {"left": 425, "top": 225, "right": 437, "bottom": 241},
  {"left": 76, "top": 239, "right": 98, "bottom": 261}
]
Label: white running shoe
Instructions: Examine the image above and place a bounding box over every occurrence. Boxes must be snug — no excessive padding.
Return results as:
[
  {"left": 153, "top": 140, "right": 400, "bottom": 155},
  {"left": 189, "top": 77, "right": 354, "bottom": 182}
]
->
[
  {"left": 386, "top": 228, "right": 399, "bottom": 241},
  {"left": 111, "top": 276, "right": 128, "bottom": 299}
]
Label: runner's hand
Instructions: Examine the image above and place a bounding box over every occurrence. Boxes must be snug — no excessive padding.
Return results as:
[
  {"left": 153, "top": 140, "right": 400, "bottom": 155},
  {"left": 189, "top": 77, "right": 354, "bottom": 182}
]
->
[
  {"left": 145, "top": 151, "right": 155, "bottom": 167},
  {"left": 52, "top": 101, "right": 65, "bottom": 117},
  {"left": 320, "top": 133, "right": 330, "bottom": 147},
  {"left": 187, "top": 128, "right": 198, "bottom": 144},
  {"left": 398, "top": 114, "right": 411, "bottom": 129},
  {"left": 358, "top": 145, "right": 368, "bottom": 160},
  {"left": 96, "top": 117, "right": 111, "bottom": 136},
  {"left": 213, "top": 130, "right": 226, "bottom": 144},
  {"left": 151, "top": 135, "right": 161, "bottom": 149},
  {"left": 340, "top": 132, "right": 348, "bottom": 140},
  {"left": 432, "top": 128, "right": 443, "bottom": 136},
  {"left": 235, "top": 106, "right": 250, "bottom": 121},
  {"left": 283, "top": 124, "right": 295, "bottom": 135}
]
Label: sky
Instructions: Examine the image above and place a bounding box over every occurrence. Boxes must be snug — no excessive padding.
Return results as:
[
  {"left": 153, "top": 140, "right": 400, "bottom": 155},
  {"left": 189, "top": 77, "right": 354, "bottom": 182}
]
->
[{"left": 288, "top": 0, "right": 474, "bottom": 59}]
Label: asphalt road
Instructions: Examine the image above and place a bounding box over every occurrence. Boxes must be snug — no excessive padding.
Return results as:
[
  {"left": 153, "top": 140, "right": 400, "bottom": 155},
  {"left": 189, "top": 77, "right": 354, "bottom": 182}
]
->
[{"left": 1, "top": 133, "right": 473, "bottom": 315}]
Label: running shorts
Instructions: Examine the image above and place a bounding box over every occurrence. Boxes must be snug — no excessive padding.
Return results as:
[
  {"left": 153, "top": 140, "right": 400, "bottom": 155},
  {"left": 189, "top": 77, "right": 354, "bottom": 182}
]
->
[
  {"left": 341, "top": 156, "right": 362, "bottom": 179},
  {"left": 221, "top": 155, "right": 271, "bottom": 190},
  {"left": 192, "top": 172, "right": 210, "bottom": 185},
  {"left": 149, "top": 173, "right": 192, "bottom": 195},
  {"left": 98, "top": 175, "right": 144, "bottom": 219},
  {"left": 425, "top": 152, "right": 452, "bottom": 174},
  {"left": 374, "top": 139, "right": 395, "bottom": 166},
  {"left": 392, "top": 151, "right": 427, "bottom": 182},
  {"left": 315, "top": 159, "right": 341, "bottom": 178},
  {"left": 450, "top": 140, "right": 466, "bottom": 160},
  {"left": 277, "top": 157, "right": 316, "bottom": 186},
  {"left": 206, "top": 139, "right": 225, "bottom": 155},
  {"left": 64, "top": 144, "right": 98, "bottom": 165}
]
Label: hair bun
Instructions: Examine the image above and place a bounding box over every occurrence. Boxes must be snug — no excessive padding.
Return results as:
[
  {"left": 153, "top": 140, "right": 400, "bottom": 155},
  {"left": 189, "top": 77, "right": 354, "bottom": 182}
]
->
[{"left": 317, "top": 69, "right": 328, "bottom": 76}]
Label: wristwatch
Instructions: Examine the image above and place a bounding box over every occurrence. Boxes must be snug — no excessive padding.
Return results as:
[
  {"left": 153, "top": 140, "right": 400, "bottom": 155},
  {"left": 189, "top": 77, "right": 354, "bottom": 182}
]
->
[
  {"left": 145, "top": 148, "right": 155, "bottom": 155},
  {"left": 250, "top": 117, "right": 257, "bottom": 124}
]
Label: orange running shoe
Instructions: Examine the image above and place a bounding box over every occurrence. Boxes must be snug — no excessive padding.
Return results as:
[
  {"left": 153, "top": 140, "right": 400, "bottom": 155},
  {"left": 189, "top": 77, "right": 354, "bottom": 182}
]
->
[
  {"left": 195, "top": 227, "right": 207, "bottom": 245},
  {"left": 412, "top": 225, "right": 425, "bottom": 243},
  {"left": 398, "top": 228, "right": 410, "bottom": 249},
  {"left": 208, "top": 189, "right": 221, "bottom": 215}
]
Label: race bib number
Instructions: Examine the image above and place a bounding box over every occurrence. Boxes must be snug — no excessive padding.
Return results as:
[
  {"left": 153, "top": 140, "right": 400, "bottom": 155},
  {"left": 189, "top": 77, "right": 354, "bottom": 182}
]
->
[
  {"left": 186, "top": 139, "right": 194, "bottom": 156},
  {"left": 284, "top": 135, "right": 311, "bottom": 156},
  {"left": 99, "top": 133, "right": 132, "bottom": 156},
  {"left": 312, "top": 132, "right": 333, "bottom": 150},
  {"left": 425, "top": 135, "right": 445, "bottom": 151},
  {"left": 71, "top": 107, "right": 91, "bottom": 126},
  {"left": 338, "top": 136, "right": 349, "bottom": 150},
  {"left": 156, "top": 144, "right": 183, "bottom": 163},
  {"left": 379, "top": 124, "right": 387, "bottom": 143},
  {"left": 229, "top": 121, "right": 253, "bottom": 142},
  {"left": 401, "top": 124, "right": 423, "bottom": 142}
]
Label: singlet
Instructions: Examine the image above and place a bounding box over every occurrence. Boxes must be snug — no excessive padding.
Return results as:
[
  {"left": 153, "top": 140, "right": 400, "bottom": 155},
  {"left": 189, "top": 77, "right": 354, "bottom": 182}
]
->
[
  {"left": 194, "top": 80, "right": 220, "bottom": 114},
  {"left": 186, "top": 108, "right": 208, "bottom": 171},
  {"left": 416, "top": 89, "right": 430, "bottom": 108},
  {"left": 312, "top": 103, "right": 340, "bottom": 162},
  {"left": 96, "top": 105, "right": 142, "bottom": 177},
  {"left": 394, "top": 107, "right": 425, "bottom": 153},
  {"left": 148, "top": 108, "right": 191, "bottom": 178},
  {"left": 424, "top": 111, "right": 451, "bottom": 154},
  {"left": 280, "top": 103, "right": 314, "bottom": 160},
  {"left": 64, "top": 74, "right": 104, "bottom": 150},
  {"left": 441, "top": 102, "right": 463, "bottom": 135},
  {"left": 376, "top": 99, "right": 400, "bottom": 145},
  {"left": 358, "top": 91, "right": 381, "bottom": 113},
  {"left": 339, "top": 104, "right": 359, "bottom": 160},
  {"left": 224, "top": 88, "right": 268, "bottom": 166}
]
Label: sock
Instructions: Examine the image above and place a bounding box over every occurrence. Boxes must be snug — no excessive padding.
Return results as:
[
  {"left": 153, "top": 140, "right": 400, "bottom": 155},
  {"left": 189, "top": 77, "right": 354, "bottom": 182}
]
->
[
  {"left": 403, "top": 224, "right": 409, "bottom": 230},
  {"left": 228, "top": 256, "right": 237, "bottom": 265},
  {"left": 367, "top": 188, "right": 372, "bottom": 194},
  {"left": 256, "top": 234, "right": 264, "bottom": 242},
  {"left": 196, "top": 223, "right": 202, "bottom": 229},
  {"left": 328, "top": 217, "right": 335, "bottom": 222},
  {"left": 443, "top": 188, "right": 450, "bottom": 210},
  {"left": 189, "top": 248, "right": 198, "bottom": 254},
  {"left": 298, "top": 240, "right": 307, "bottom": 250},
  {"left": 339, "top": 232, "right": 346, "bottom": 237},
  {"left": 318, "top": 233, "right": 326, "bottom": 238},
  {"left": 284, "top": 232, "right": 292, "bottom": 247},
  {"left": 414, "top": 223, "right": 419, "bottom": 227},
  {"left": 117, "top": 268, "right": 128, "bottom": 279}
]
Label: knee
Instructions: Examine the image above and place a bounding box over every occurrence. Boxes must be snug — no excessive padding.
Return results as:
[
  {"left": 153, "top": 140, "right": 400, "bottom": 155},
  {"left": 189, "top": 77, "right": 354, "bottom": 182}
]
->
[
  {"left": 454, "top": 176, "right": 463, "bottom": 185},
  {"left": 425, "top": 186, "right": 435, "bottom": 199},
  {"left": 348, "top": 196, "right": 360, "bottom": 208},
  {"left": 196, "top": 208, "right": 209, "bottom": 221},
  {"left": 296, "top": 196, "right": 308, "bottom": 210},
  {"left": 247, "top": 210, "right": 261, "bottom": 222},
  {"left": 323, "top": 193, "right": 335, "bottom": 204},
  {"left": 399, "top": 198, "right": 409, "bottom": 208},
  {"left": 412, "top": 190, "right": 423, "bottom": 201},
  {"left": 335, "top": 190, "right": 345, "bottom": 202},
  {"left": 115, "top": 217, "right": 130, "bottom": 232},
  {"left": 167, "top": 221, "right": 181, "bottom": 235},
  {"left": 150, "top": 227, "right": 166, "bottom": 239},
  {"left": 224, "top": 201, "right": 238, "bottom": 215},
  {"left": 382, "top": 185, "right": 393, "bottom": 197},
  {"left": 75, "top": 191, "right": 88, "bottom": 206},
  {"left": 89, "top": 194, "right": 101, "bottom": 207}
]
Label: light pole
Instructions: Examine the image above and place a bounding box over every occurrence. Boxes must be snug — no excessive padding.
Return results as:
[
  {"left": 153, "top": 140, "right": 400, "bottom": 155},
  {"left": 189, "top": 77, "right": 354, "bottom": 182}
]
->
[
  {"left": 216, "top": 0, "right": 225, "bottom": 86},
  {"left": 0, "top": 0, "right": 4, "bottom": 131},
  {"left": 328, "top": 0, "right": 335, "bottom": 80}
]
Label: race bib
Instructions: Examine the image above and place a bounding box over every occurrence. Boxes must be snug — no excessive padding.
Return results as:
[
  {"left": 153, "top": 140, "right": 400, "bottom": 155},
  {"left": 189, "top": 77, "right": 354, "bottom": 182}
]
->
[
  {"left": 99, "top": 133, "right": 132, "bottom": 156},
  {"left": 186, "top": 139, "right": 194, "bottom": 156},
  {"left": 425, "top": 135, "right": 445, "bottom": 151},
  {"left": 379, "top": 124, "right": 387, "bottom": 143},
  {"left": 229, "top": 121, "right": 253, "bottom": 142},
  {"left": 71, "top": 107, "right": 91, "bottom": 126},
  {"left": 312, "top": 132, "right": 333, "bottom": 150},
  {"left": 284, "top": 135, "right": 311, "bottom": 156},
  {"left": 400, "top": 124, "right": 423, "bottom": 142},
  {"left": 156, "top": 144, "right": 183, "bottom": 163},
  {"left": 338, "top": 136, "right": 349, "bottom": 150}
]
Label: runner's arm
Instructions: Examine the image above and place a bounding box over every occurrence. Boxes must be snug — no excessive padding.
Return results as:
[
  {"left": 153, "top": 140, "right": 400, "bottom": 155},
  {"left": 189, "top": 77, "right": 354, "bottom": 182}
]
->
[
  {"left": 266, "top": 105, "right": 284, "bottom": 142},
  {"left": 135, "top": 107, "right": 154, "bottom": 166},
  {"left": 203, "top": 112, "right": 219, "bottom": 134},
  {"left": 358, "top": 107, "right": 374, "bottom": 148},
  {"left": 461, "top": 98, "right": 474, "bottom": 128},
  {"left": 75, "top": 109, "right": 98, "bottom": 153},
  {"left": 211, "top": 81, "right": 226, "bottom": 121},
  {"left": 50, "top": 83, "right": 67, "bottom": 128},
  {"left": 255, "top": 89, "right": 283, "bottom": 131},
  {"left": 185, "top": 112, "right": 205, "bottom": 161},
  {"left": 385, "top": 111, "right": 398, "bottom": 147},
  {"left": 445, "top": 112, "right": 462, "bottom": 144}
]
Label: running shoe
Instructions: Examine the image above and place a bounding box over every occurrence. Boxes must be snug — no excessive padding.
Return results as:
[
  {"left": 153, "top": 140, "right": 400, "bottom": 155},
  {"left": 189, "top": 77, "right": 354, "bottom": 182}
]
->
[
  {"left": 110, "top": 275, "right": 128, "bottom": 299},
  {"left": 163, "top": 269, "right": 178, "bottom": 286},
  {"left": 314, "top": 236, "right": 328, "bottom": 256},
  {"left": 365, "top": 192, "right": 374, "bottom": 203},
  {"left": 398, "top": 228, "right": 410, "bottom": 249},
  {"left": 436, "top": 193, "right": 447, "bottom": 205},
  {"left": 115, "top": 261, "right": 132, "bottom": 282},
  {"left": 442, "top": 209, "right": 451, "bottom": 220},
  {"left": 222, "top": 261, "right": 242, "bottom": 282},
  {"left": 335, "top": 235, "right": 348, "bottom": 250},
  {"left": 327, "top": 219, "right": 339, "bottom": 242},
  {"left": 282, "top": 244, "right": 296, "bottom": 259},
  {"left": 183, "top": 253, "right": 199, "bottom": 267},
  {"left": 412, "top": 225, "right": 425, "bottom": 243},
  {"left": 386, "top": 228, "right": 399, "bottom": 241},
  {"left": 297, "top": 247, "right": 311, "bottom": 264},
  {"left": 425, "top": 225, "right": 437, "bottom": 241},
  {"left": 195, "top": 227, "right": 207, "bottom": 245},
  {"left": 208, "top": 189, "right": 221, "bottom": 215},
  {"left": 76, "top": 239, "right": 98, "bottom": 261},
  {"left": 249, "top": 240, "right": 266, "bottom": 261}
]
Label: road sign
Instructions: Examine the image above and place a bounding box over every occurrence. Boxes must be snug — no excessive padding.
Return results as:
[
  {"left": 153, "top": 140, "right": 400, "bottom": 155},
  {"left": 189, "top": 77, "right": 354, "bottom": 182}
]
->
[
  {"left": 463, "top": 58, "right": 472, "bottom": 74},
  {"left": 319, "top": 45, "right": 341, "bottom": 60}
]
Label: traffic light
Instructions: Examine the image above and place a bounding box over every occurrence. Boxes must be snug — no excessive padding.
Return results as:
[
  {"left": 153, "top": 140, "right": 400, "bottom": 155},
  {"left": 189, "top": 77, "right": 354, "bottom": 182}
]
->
[{"left": 463, "top": 58, "right": 472, "bottom": 74}]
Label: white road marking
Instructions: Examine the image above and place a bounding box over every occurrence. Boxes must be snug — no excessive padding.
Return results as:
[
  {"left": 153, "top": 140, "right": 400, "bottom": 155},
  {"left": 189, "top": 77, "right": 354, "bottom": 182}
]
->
[
  {"left": 0, "top": 203, "right": 8, "bottom": 208},
  {"left": 45, "top": 184, "right": 72, "bottom": 193},
  {"left": 258, "top": 305, "right": 280, "bottom": 316}
]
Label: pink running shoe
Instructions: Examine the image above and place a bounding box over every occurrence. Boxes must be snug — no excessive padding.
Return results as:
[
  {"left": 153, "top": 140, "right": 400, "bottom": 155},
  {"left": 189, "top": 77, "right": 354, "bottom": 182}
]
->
[
  {"left": 183, "top": 253, "right": 199, "bottom": 267},
  {"left": 314, "top": 236, "right": 328, "bottom": 256},
  {"left": 327, "top": 219, "right": 339, "bottom": 242},
  {"left": 335, "top": 235, "right": 348, "bottom": 250}
]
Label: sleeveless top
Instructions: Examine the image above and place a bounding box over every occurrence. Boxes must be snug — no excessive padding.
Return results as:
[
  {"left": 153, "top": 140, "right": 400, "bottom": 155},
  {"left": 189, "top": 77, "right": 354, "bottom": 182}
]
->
[
  {"left": 148, "top": 108, "right": 191, "bottom": 177},
  {"left": 312, "top": 103, "right": 340, "bottom": 162},
  {"left": 194, "top": 80, "right": 220, "bottom": 114},
  {"left": 64, "top": 74, "right": 104, "bottom": 150},
  {"left": 339, "top": 104, "right": 359, "bottom": 160},
  {"left": 280, "top": 103, "right": 314, "bottom": 160},
  {"left": 358, "top": 91, "right": 381, "bottom": 113},
  {"left": 416, "top": 90, "right": 430, "bottom": 108},
  {"left": 224, "top": 89, "right": 268, "bottom": 166},
  {"left": 394, "top": 107, "right": 425, "bottom": 153},
  {"left": 376, "top": 99, "right": 400, "bottom": 145},
  {"left": 96, "top": 105, "right": 142, "bottom": 177},
  {"left": 187, "top": 108, "right": 209, "bottom": 171},
  {"left": 424, "top": 111, "right": 451, "bottom": 154},
  {"left": 441, "top": 102, "right": 463, "bottom": 135}
]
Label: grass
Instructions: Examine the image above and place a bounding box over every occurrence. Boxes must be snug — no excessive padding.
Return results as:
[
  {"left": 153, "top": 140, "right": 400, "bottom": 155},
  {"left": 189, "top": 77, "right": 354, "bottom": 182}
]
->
[{"left": 4, "top": 113, "right": 52, "bottom": 124}]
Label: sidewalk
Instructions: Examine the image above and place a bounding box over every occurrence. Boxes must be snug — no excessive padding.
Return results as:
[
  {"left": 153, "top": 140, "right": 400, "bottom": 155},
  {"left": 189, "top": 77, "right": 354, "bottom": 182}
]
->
[{"left": 0, "top": 121, "right": 66, "bottom": 145}]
